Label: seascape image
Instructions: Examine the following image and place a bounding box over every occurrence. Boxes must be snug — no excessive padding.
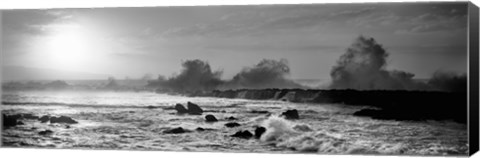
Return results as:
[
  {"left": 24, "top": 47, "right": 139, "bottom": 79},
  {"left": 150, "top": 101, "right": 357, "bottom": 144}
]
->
[{"left": 1, "top": 2, "right": 470, "bottom": 156}]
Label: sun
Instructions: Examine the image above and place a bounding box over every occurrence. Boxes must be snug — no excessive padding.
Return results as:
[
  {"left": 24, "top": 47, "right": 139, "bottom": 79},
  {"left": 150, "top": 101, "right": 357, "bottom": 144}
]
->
[{"left": 43, "top": 25, "right": 94, "bottom": 71}]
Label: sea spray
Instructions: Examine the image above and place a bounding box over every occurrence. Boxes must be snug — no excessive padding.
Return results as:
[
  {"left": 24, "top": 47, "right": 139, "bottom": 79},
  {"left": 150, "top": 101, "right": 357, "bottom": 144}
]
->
[{"left": 260, "top": 116, "right": 298, "bottom": 142}]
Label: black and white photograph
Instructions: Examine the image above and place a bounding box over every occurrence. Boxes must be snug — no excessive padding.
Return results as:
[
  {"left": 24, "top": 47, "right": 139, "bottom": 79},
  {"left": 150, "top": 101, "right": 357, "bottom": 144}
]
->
[{"left": 1, "top": 1, "right": 477, "bottom": 156}]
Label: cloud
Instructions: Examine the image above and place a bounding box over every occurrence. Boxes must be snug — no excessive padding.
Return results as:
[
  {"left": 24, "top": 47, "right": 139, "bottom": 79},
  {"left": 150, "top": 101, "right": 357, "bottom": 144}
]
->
[
  {"left": 394, "top": 13, "right": 467, "bottom": 34},
  {"left": 160, "top": 6, "right": 378, "bottom": 38}
]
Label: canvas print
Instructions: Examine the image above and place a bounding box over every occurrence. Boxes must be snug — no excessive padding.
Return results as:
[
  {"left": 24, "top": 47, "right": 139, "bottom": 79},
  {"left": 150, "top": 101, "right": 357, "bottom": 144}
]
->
[{"left": 1, "top": 2, "right": 473, "bottom": 156}]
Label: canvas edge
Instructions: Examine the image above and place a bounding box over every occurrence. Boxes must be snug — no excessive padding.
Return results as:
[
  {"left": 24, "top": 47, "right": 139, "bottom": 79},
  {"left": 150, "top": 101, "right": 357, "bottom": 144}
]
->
[{"left": 468, "top": 1, "right": 479, "bottom": 156}]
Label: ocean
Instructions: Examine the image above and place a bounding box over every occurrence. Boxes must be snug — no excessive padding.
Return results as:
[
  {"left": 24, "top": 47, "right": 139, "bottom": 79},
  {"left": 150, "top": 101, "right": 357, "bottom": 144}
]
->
[{"left": 1, "top": 90, "right": 468, "bottom": 155}]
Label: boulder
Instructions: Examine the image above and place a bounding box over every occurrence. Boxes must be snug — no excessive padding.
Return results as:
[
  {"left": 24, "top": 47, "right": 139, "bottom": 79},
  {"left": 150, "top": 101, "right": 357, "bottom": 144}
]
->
[
  {"left": 187, "top": 102, "right": 203, "bottom": 115},
  {"left": 225, "top": 122, "right": 241, "bottom": 128},
  {"left": 3, "top": 114, "right": 22, "bottom": 128},
  {"left": 231, "top": 130, "right": 253, "bottom": 139},
  {"left": 147, "top": 105, "right": 159, "bottom": 109},
  {"left": 175, "top": 104, "right": 189, "bottom": 114},
  {"left": 38, "top": 130, "right": 54, "bottom": 135},
  {"left": 50, "top": 116, "right": 78, "bottom": 124},
  {"left": 196, "top": 127, "right": 205, "bottom": 131},
  {"left": 205, "top": 115, "right": 218, "bottom": 122},
  {"left": 22, "top": 114, "right": 39, "bottom": 120},
  {"left": 195, "top": 127, "right": 215, "bottom": 132},
  {"left": 226, "top": 116, "right": 237, "bottom": 120},
  {"left": 163, "top": 127, "right": 189, "bottom": 134},
  {"left": 39, "top": 115, "right": 50, "bottom": 123},
  {"left": 254, "top": 126, "right": 266, "bottom": 139},
  {"left": 281, "top": 109, "right": 299, "bottom": 119},
  {"left": 250, "top": 110, "right": 269, "bottom": 114}
]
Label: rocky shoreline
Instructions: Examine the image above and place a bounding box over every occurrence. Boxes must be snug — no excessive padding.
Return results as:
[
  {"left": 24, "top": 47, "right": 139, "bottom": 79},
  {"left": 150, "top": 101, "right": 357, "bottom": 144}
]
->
[{"left": 193, "top": 89, "right": 467, "bottom": 123}]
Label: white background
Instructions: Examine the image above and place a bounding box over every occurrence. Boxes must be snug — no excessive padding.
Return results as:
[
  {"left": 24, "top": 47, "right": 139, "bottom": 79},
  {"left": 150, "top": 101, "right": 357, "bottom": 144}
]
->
[{"left": 0, "top": 0, "right": 479, "bottom": 158}]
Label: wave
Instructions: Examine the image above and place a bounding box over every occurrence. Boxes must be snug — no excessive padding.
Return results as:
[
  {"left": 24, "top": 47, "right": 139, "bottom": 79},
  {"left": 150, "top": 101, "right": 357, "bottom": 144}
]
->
[
  {"left": 1, "top": 101, "right": 156, "bottom": 109},
  {"left": 259, "top": 116, "right": 410, "bottom": 154}
]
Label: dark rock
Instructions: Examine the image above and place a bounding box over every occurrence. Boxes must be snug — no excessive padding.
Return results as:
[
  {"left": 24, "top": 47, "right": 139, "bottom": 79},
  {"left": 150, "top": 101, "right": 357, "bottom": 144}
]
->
[
  {"left": 39, "top": 115, "right": 50, "bottom": 123},
  {"left": 250, "top": 110, "right": 269, "bottom": 114},
  {"left": 187, "top": 102, "right": 203, "bottom": 115},
  {"left": 205, "top": 115, "right": 218, "bottom": 122},
  {"left": 3, "top": 114, "right": 22, "bottom": 128},
  {"left": 225, "top": 122, "right": 241, "bottom": 128},
  {"left": 195, "top": 127, "right": 215, "bottom": 131},
  {"left": 147, "top": 105, "right": 159, "bottom": 109},
  {"left": 22, "top": 114, "right": 39, "bottom": 120},
  {"left": 163, "top": 127, "right": 189, "bottom": 134},
  {"left": 175, "top": 104, "right": 189, "bottom": 114},
  {"left": 254, "top": 126, "right": 266, "bottom": 139},
  {"left": 281, "top": 109, "right": 299, "bottom": 119},
  {"left": 226, "top": 116, "right": 237, "bottom": 120},
  {"left": 231, "top": 130, "right": 253, "bottom": 139},
  {"left": 38, "top": 130, "right": 54, "bottom": 135},
  {"left": 50, "top": 116, "right": 78, "bottom": 124}
]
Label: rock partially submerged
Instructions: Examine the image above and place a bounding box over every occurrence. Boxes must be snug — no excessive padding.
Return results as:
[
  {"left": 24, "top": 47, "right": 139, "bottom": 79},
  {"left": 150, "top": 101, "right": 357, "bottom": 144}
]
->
[
  {"left": 225, "top": 116, "right": 237, "bottom": 120},
  {"left": 38, "top": 115, "right": 78, "bottom": 124},
  {"left": 175, "top": 104, "right": 189, "bottom": 114},
  {"left": 225, "top": 122, "right": 241, "bottom": 128},
  {"left": 50, "top": 116, "right": 78, "bottom": 124},
  {"left": 23, "top": 114, "right": 39, "bottom": 120},
  {"left": 231, "top": 130, "right": 253, "bottom": 139},
  {"left": 187, "top": 102, "right": 203, "bottom": 115},
  {"left": 38, "top": 130, "right": 54, "bottom": 135},
  {"left": 174, "top": 102, "right": 204, "bottom": 115},
  {"left": 254, "top": 126, "right": 266, "bottom": 139},
  {"left": 39, "top": 116, "right": 50, "bottom": 123},
  {"left": 281, "top": 109, "right": 299, "bottom": 119},
  {"left": 163, "top": 127, "right": 190, "bottom": 134},
  {"left": 2, "top": 114, "right": 24, "bottom": 128},
  {"left": 195, "top": 127, "right": 215, "bottom": 132},
  {"left": 205, "top": 115, "right": 218, "bottom": 122}
]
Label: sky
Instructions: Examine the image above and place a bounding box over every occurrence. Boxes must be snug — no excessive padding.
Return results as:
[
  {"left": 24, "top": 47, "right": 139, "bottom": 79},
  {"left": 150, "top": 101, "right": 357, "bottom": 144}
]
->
[{"left": 1, "top": 2, "right": 468, "bottom": 80}]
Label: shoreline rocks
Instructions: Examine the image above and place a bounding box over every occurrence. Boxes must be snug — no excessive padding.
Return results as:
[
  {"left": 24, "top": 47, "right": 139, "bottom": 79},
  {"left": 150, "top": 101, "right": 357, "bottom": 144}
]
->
[
  {"left": 231, "top": 130, "right": 253, "bottom": 139},
  {"left": 163, "top": 127, "right": 190, "bottom": 134},
  {"left": 174, "top": 102, "right": 204, "bottom": 115},
  {"left": 187, "top": 102, "right": 203, "bottom": 115},
  {"left": 254, "top": 126, "right": 266, "bottom": 139},
  {"left": 281, "top": 109, "right": 299, "bottom": 120},
  {"left": 225, "top": 122, "right": 241, "bottom": 128},
  {"left": 205, "top": 115, "right": 218, "bottom": 122}
]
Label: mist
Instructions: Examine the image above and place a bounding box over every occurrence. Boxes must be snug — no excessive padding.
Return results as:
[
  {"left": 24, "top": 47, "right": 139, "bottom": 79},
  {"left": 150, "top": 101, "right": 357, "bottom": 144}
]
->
[
  {"left": 147, "top": 60, "right": 224, "bottom": 92},
  {"left": 428, "top": 71, "right": 467, "bottom": 92},
  {"left": 223, "top": 59, "right": 303, "bottom": 89},
  {"left": 329, "top": 35, "right": 466, "bottom": 92}
]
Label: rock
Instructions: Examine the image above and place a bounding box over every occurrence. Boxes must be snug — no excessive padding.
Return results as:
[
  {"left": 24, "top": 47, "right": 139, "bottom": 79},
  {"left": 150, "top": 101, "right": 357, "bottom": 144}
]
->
[
  {"left": 3, "top": 114, "right": 22, "bottom": 128},
  {"left": 38, "top": 130, "right": 54, "bottom": 135},
  {"left": 293, "top": 124, "right": 313, "bottom": 132},
  {"left": 22, "top": 114, "right": 39, "bottom": 120},
  {"left": 195, "top": 127, "right": 215, "bottom": 132},
  {"left": 50, "top": 116, "right": 78, "bottom": 124},
  {"left": 250, "top": 110, "right": 269, "bottom": 114},
  {"left": 281, "top": 109, "right": 299, "bottom": 119},
  {"left": 175, "top": 104, "right": 189, "bottom": 114},
  {"left": 147, "top": 105, "right": 159, "bottom": 109},
  {"left": 225, "top": 122, "right": 241, "bottom": 128},
  {"left": 231, "top": 130, "right": 253, "bottom": 139},
  {"left": 254, "top": 126, "right": 266, "bottom": 139},
  {"left": 39, "top": 115, "right": 50, "bottom": 123},
  {"left": 187, "top": 102, "right": 203, "bottom": 115},
  {"left": 205, "top": 115, "right": 218, "bottom": 122},
  {"left": 163, "top": 127, "right": 189, "bottom": 134},
  {"left": 226, "top": 116, "right": 237, "bottom": 120}
]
